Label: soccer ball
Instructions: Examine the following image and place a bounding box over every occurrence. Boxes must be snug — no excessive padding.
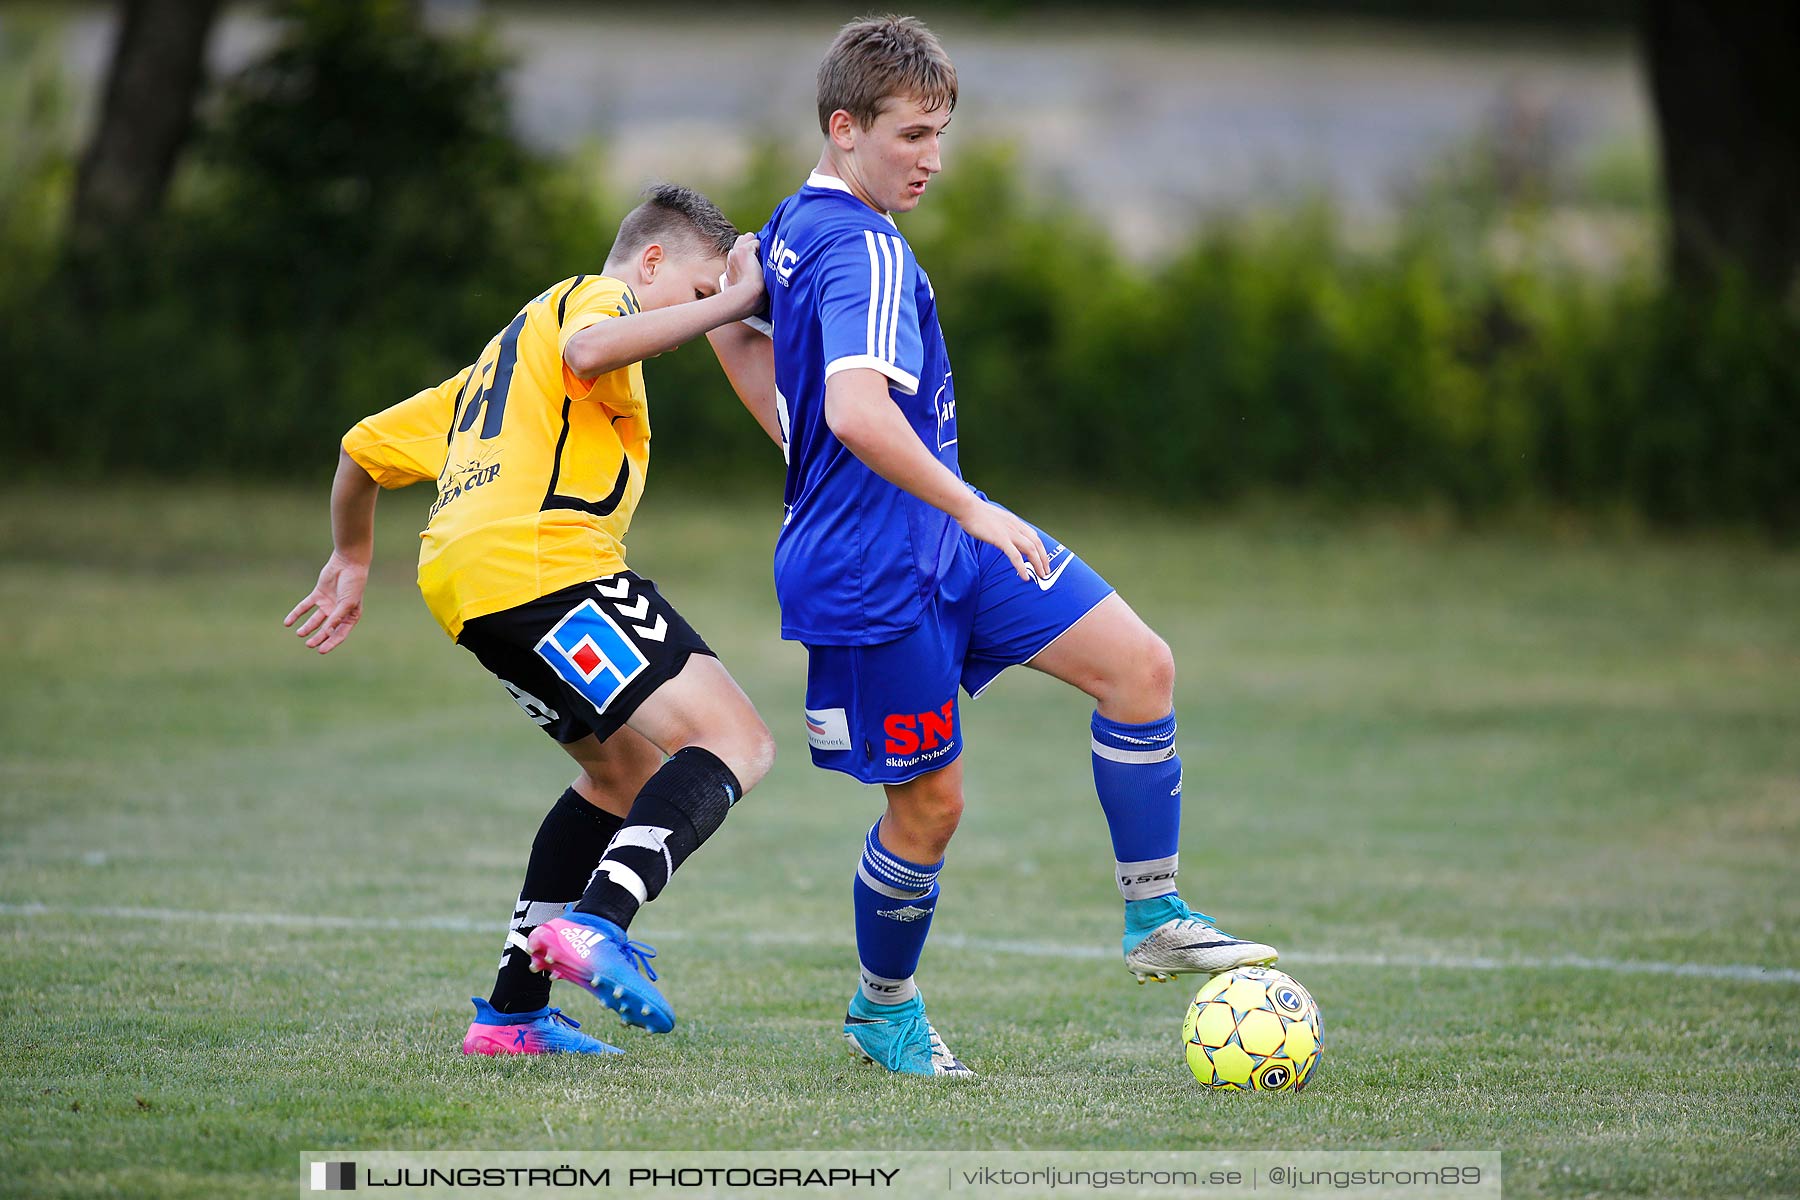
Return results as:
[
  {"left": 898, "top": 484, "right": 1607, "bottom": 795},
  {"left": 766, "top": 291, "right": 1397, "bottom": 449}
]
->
[{"left": 1183, "top": 966, "right": 1321, "bottom": 1092}]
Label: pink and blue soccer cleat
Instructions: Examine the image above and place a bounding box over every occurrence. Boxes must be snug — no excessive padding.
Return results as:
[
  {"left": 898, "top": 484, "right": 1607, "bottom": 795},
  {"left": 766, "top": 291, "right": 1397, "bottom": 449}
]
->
[
  {"left": 460, "top": 997, "right": 621, "bottom": 1056},
  {"left": 525, "top": 909, "right": 675, "bottom": 1033}
]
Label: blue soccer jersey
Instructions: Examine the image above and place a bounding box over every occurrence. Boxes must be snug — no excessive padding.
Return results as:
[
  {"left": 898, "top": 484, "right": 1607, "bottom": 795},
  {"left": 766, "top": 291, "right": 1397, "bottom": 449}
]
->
[{"left": 757, "top": 172, "right": 960, "bottom": 645}]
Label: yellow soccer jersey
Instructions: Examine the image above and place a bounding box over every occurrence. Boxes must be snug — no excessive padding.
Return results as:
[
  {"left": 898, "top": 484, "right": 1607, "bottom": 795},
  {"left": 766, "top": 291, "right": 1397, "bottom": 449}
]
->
[{"left": 342, "top": 275, "right": 650, "bottom": 639}]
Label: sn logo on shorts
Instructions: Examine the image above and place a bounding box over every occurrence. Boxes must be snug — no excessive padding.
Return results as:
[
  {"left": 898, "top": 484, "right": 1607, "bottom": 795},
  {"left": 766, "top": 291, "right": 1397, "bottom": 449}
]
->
[{"left": 534, "top": 599, "right": 648, "bottom": 716}]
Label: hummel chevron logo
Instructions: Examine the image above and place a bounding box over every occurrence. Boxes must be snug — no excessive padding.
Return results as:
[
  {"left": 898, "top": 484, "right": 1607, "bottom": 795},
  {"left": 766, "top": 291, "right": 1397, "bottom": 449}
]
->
[{"left": 593, "top": 578, "right": 668, "bottom": 642}]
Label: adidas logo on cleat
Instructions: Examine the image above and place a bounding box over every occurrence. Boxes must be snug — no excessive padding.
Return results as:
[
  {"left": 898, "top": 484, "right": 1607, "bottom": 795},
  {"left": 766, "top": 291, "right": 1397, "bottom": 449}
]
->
[{"left": 558, "top": 927, "right": 603, "bottom": 958}]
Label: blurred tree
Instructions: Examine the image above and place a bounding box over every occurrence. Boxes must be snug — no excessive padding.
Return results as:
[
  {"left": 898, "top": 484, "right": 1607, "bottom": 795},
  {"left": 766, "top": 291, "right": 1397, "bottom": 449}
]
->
[
  {"left": 1642, "top": 1, "right": 1800, "bottom": 295},
  {"left": 69, "top": 0, "right": 221, "bottom": 252}
]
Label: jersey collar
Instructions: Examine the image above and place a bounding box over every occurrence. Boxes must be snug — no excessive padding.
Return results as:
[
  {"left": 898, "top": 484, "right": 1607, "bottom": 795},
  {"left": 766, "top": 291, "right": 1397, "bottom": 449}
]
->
[{"left": 805, "top": 171, "right": 898, "bottom": 227}]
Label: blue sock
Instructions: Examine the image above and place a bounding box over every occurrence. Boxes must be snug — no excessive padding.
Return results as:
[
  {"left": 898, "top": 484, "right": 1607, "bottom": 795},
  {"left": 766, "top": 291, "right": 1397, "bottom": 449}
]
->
[
  {"left": 851, "top": 820, "right": 942, "bottom": 1006},
  {"left": 1091, "top": 711, "right": 1183, "bottom": 907}
]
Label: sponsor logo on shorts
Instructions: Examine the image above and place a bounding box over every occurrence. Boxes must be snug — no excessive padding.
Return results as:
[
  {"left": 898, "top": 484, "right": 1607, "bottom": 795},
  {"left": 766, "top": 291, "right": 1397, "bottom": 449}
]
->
[
  {"left": 534, "top": 599, "right": 649, "bottom": 717},
  {"left": 883, "top": 742, "right": 958, "bottom": 771},
  {"left": 804, "top": 707, "right": 852, "bottom": 752},
  {"left": 884, "top": 701, "right": 957, "bottom": 757}
]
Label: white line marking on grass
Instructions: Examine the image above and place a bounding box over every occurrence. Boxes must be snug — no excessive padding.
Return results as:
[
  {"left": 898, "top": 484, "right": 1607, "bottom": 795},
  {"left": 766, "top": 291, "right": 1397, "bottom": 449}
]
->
[
  {"left": 926, "top": 933, "right": 1800, "bottom": 985},
  {"left": 0, "top": 902, "right": 489, "bottom": 933},
  {"left": 5, "top": 902, "right": 1797, "bottom": 985}
]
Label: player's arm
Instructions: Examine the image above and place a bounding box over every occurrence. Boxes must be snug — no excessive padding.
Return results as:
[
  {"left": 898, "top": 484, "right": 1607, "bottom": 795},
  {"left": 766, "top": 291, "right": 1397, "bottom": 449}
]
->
[
  {"left": 284, "top": 449, "right": 378, "bottom": 654},
  {"left": 564, "top": 233, "right": 765, "bottom": 380},
  {"left": 706, "top": 319, "right": 784, "bottom": 449},
  {"left": 825, "top": 370, "right": 1048, "bottom": 582},
  {"left": 285, "top": 372, "right": 460, "bottom": 654},
  {"left": 814, "top": 228, "right": 1046, "bottom": 580}
]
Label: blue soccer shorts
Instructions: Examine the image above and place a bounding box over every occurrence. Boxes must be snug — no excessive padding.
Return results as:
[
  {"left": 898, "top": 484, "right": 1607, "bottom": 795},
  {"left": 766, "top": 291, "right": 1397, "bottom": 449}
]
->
[{"left": 800, "top": 516, "right": 1114, "bottom": 785}]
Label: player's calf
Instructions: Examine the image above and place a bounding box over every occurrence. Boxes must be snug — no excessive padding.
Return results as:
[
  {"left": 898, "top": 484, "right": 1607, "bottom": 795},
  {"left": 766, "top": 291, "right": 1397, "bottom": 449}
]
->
[
  {"left": 878, "top": 760, "right": 965, "bottom": 863},
  {"left": 576, "top": 744, "right": 744, "bottom": 934},
  {"left": 485, "top": 785, "right": 632, "bottom": 1019}
]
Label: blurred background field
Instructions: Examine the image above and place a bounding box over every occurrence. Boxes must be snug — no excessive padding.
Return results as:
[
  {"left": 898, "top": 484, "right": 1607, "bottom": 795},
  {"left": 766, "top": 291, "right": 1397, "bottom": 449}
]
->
[
  {"left": 2, "top": 2, "right": 1798, "bottom": 1196},
  {"left": 1, "top": 0, "right": 1795, "bottom": 527},
  {"left": 2, "top": 485, "right": 1798, "bottom": 1196}
]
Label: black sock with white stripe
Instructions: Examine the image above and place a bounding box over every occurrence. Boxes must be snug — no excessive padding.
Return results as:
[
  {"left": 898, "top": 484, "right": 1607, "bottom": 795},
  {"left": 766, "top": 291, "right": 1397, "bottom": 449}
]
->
[
  {"left": 488, "top": 788, "right": 624, "bottom": 1014},
  {"left": 572, "top": 746, "right": 741, "bottom": 931}
]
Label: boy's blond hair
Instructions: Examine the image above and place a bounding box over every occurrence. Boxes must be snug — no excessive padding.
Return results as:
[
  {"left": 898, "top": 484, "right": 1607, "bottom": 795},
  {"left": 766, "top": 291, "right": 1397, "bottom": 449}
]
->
[{"left": 816, "top": 14, "right": 957, "bottom": 135}]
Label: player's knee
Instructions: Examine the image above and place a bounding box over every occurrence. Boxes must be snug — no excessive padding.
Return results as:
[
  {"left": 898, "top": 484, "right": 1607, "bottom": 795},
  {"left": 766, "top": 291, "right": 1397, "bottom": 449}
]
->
[
  {"left": 895, "top": 785, "right": 963, "bottom": 854},
  {"left": 573, "top": 757, "right": 653, "bottom": 814},
  {"left": 731, "top": 720, "right": 777, "bottom": 795},
  {"left": 1137, "top": 632, "right": 1176, "bottom": 709},
  {"left": 692, "top": 718, "right": 775, "bottom": 797},
  {"left": 932, "top": 790, "right": 965, "bottom": 842},
  {"left": 581, "top": 755, "right": 631, "bottom": 794},
  {"left": 1097, "top": 629, "right": 1176, "bottom": 717}
]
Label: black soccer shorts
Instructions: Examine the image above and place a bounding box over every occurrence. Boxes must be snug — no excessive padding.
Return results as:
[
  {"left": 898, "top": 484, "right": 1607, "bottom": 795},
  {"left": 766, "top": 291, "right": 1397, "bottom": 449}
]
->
[{"left": 456, "top": 573, "right": 715, "bottom": 745}]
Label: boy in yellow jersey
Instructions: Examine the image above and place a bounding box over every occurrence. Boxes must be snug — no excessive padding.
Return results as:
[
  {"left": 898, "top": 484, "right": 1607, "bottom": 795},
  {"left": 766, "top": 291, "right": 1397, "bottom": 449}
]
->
[{"left": 285, "top": 185, "right": 778, "bottom": 1056}]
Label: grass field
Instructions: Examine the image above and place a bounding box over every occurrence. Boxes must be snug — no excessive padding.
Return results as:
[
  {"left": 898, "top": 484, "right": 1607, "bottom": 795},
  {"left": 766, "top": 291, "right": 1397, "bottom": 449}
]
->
[{"left": 2, "top": 484, "right": 1797, "bottom": 1198}]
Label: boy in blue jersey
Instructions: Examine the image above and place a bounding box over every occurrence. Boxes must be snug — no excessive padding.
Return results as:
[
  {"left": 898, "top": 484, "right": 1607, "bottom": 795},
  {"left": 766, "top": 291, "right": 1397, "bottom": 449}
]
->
[{"left": 708, "top": 16, "right": 1279, "bottom": 1076}]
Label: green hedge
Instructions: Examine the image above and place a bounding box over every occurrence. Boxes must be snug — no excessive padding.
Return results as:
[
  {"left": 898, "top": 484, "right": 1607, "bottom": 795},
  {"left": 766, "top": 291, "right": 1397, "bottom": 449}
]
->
[
  {"left": 2, "top": 4, "right": 1795, "bottom": 530},
  {"left": 656, "top": 152, "right": 1800, "bottom": 529}
]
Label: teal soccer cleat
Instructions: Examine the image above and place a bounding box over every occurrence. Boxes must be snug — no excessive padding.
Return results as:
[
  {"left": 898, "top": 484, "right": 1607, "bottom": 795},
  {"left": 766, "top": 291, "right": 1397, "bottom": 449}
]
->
[
  {"left": 1122, "top": 895, "right": 1279, "bottom": 983},
  {"left": 842, "top": 989, "right": 975, "bottom": 1077}
]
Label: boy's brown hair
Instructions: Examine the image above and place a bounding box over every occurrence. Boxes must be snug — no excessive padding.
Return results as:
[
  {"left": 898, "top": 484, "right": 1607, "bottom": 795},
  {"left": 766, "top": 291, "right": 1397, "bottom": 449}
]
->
[
  {"left": 612, "top": 183, "right": 737, "bottom": 261},
  {"left": 816, "top": 14, "right": 957, "bottom": 135}
]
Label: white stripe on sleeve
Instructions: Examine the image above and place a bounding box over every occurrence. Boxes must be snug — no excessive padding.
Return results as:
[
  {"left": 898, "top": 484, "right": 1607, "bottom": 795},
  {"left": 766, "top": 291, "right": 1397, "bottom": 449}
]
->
[
  {"left": 875, "top": 231, "right": 899, "bottom": 363},
  {"left": 864, "top": 229, "right": 880, "bottom": 357},
  {"left": 885, "top": 234, "right": 904, "bottom": 363}
]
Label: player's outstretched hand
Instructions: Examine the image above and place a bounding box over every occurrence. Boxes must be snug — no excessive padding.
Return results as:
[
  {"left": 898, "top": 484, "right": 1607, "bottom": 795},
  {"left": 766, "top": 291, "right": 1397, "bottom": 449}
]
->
[
  {"left": 723, "top": 232, "right": 764, "bottom": 319},
  {"left": 957, "top": 500, "right": 1050, "bottom": 583},
  {"left": 284, "top": 552, "right": 369, "bottom": 655}
]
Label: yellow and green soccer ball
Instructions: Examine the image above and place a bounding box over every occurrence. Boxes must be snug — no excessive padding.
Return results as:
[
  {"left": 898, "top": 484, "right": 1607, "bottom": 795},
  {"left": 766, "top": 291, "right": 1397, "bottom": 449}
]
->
[{"left": 1183, "top": 966, "right": 1321, "bottom": 1091}]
